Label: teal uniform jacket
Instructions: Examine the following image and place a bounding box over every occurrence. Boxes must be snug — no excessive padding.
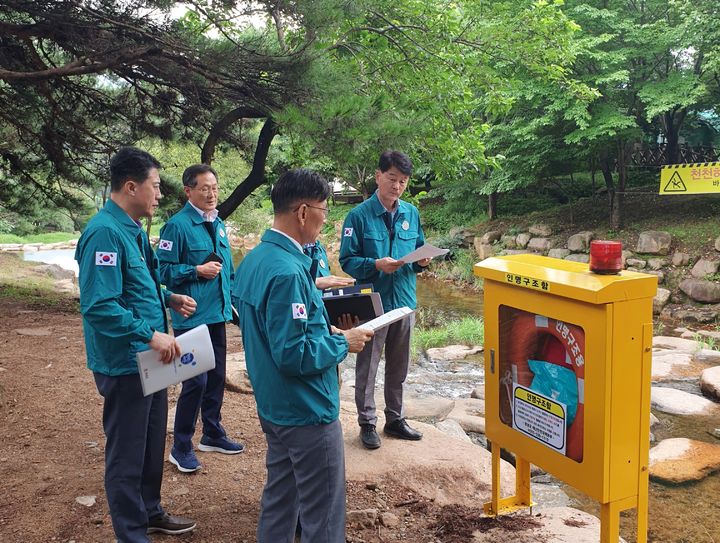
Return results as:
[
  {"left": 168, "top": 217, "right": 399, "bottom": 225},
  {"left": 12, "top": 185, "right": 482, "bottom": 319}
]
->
[
  {"left": 232, "top": 230, "right": 349, "bottom": 426},
  {"left": 303, "top": 240, "right": 330, "bottom": 278},
  {"left": 339, "top": 192, "right": 426, "bottom": 311},
  {"left": 75, "top": 199, "right": 172, "bottom": 376},
  {"left": 157, "top": 202, "right": 233, "bottom": 329}
]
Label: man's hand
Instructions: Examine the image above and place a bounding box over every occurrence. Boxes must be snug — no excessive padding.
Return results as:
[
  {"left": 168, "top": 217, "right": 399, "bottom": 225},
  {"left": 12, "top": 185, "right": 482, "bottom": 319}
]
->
[
  {"left": 149, "top": 331, "right": 181, "bottom": 364},
  {"left": 315, "top": 275, "right": 356, "bottom": 290},
  {"left": 196, "top": 261, "right": 223, "bottom": 279},
  {"left": 168, "top": 294, "right": 197, "bottom": 318},
  {"left": 417, "top": 257, "right": 432, "bottom": 267},
  {"left": 334, "top": 313, "right": 360, "bottom": 330},
  {"left": 375, "top": 257, "right": 405, "bottom": 274},
  {"left": 338, "top": 327, "right": 374, "bottom": 353}
]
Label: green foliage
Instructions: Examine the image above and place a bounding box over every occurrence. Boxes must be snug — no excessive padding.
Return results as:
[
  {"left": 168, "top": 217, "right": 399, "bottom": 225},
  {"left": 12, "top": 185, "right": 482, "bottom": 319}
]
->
[
  {"left": 0, "top": 232, "right": 78, "bottom": 244},
  {"left": 428, "top": 248, "right": 483, "bottom": 285},
  {"left": 412, "top": 316, "right": 485, "bottom": 356}
]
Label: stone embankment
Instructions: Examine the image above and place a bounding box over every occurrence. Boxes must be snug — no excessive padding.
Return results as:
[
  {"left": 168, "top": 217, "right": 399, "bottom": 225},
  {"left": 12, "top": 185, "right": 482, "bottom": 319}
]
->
[{"left": 451, "top": 224, "right": 720, "bottom": 323}]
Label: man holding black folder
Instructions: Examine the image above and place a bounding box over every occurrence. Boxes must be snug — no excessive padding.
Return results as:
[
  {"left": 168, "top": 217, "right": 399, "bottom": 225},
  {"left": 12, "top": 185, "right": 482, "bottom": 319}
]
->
[
  {"left": 340, "top": 151, "right": 431, "bottom": 450},
  {"left": 158, "top": 164, "right": 244, "bottom": 473}
]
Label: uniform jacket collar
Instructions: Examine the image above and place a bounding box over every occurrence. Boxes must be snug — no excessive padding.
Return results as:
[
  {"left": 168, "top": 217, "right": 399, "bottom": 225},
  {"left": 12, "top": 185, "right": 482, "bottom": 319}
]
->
[
  {"left": 262, "top": 229, "right": 313, "bottom": 271},
  {"left": 105, "top": 199, "right": 143, "bottom": 232},
  {"left": 369, "top": 191, "right": 409, "bottom": 218}
]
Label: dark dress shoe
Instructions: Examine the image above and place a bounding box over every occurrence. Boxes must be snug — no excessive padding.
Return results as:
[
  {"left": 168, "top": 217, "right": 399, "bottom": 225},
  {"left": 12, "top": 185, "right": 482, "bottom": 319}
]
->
[
  {"left": 384, "top": 418, "right": 423, "bottom": 441},
  {"left": 360, "top": 424, "right": 381, "bottom": 449},
  {"left": 147, "top": 513, "right": 197, "bottom": 535}
]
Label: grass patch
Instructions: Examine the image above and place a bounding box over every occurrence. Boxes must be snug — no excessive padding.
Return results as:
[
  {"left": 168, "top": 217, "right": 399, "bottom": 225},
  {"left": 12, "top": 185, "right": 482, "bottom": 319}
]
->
[
  {"left": 694, "top": 334, "right": 720, "bottom": 352},
  {"left": 0, "top": 252, "right": 78, "bottom": 310},
  {"left": 0, "top": 232, "right": 78, "bottom": 244},
  {"left": 427, "top": 248, "right": 483, "bottom": 286},
  {"left": 412, "top": 316, "right": 484, "bottom": 358}
]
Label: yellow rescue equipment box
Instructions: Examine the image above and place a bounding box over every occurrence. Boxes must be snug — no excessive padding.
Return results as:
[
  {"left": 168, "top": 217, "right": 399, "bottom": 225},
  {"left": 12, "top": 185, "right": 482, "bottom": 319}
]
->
[{"left": 475, "top": 254, "right": 657, "bottom": 543}]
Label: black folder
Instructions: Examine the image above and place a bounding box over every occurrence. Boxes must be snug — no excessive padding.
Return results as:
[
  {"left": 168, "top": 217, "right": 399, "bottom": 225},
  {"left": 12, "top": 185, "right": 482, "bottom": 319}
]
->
[{"left": 322, "top": 291, "right": 383, "bottom": 325}]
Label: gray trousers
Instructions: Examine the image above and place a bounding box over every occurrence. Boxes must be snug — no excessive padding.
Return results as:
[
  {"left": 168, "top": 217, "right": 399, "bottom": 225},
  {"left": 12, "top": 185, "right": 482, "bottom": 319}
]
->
[
  {"left": 257, "top": 417, "right": 345, "bottom": 543},
  {"left": 355, "top": 313, "right": 415, "bottom": 426}
]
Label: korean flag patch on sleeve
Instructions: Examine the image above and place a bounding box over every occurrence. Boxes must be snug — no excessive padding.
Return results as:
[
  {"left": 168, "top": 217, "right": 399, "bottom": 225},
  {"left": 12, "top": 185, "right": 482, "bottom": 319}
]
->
[
  {"left": 343, "top": 227, "right": 353, "bottom": 237},
  {"left": 292, "top": 303, "right": 308, "bottom": 320},
  {"left": 158, "top": 239, "right": 173, "bottom": 251},
  {"left": 95, "top": 252, "right": 117, "bottom": 266}
]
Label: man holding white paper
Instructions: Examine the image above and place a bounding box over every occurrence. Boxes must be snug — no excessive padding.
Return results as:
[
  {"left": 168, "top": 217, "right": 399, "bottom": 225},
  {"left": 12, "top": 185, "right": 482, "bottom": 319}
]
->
[
  {"left": 75, "top": 147, "right": 197, "bottom": 542},
  {"left": 339, "top": 150, "right": 430, "bottom": 450}
]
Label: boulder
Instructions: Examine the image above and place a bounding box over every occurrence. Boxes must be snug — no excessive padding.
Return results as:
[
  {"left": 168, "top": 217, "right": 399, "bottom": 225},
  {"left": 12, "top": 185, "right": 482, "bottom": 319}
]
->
[
  {"left": 695, "top": 349, "right": 720, "bottom": 365},
  {"left": 516, "top": 232, "right": 532, "bottom": 249},
  {"left": 653, "top": 288, "right": 671, "bottom": 315},
  {"left": 649, "top": 438, "right": 720, "bottom": 484},
  {"left": 470, "top": 386, "right": 484, "bottom": 400},
  {"left": 473, "top": 240, "right": 495, "bottom": 260},
  {"left": 636, "top": 231, "right": 672, "bottom": 255},
  {"left": 653, "top": 336, "right": 699, "bottom": 352},
  {"left": 690, "top": 258, "right": 720, "bottom": 278},
  {"left": 567, "top": 231, "right": 594, "bottom": 253},
  {"left": 671, "top": 252, "right": 691, "bottom": 266},
  {"left": 651, "top": 350, "right": 693, "bottom": 380},
  {"left": 225, "top": 351, "right": 253, "bottom": 394},
  {"left": 643, "top": 270, "right": 665, "bottom": 284},
  {"left": 647, "top": 257, "right": 669, "bottom": 271},
  {"left": 621, "top": 249, "right": 634, "bottom": 267},
  {"left": 698, "top": 330, "right": 720, "bottom": 340},
  {"left": 548, "top": 248, "right": 571, "bottom": 260},
  {"left": 426, "top": 344, "right": 483, "bottom": 361},
  {"left": 445, "top": 397, "right": 486, "bottom": 433},
  {"left": 650, "top": 387, "right": 716, "bottom": 415},
  {"left": 527, "top": 237, "right": 554, "bottom": 253},
  {"left": 529, "top": 223, "right": 553, "bottom": 237},
  {"left": 663, "top": 305, "right": 720, "bottom": 324},
  {"left": 716, "top": 235, "right": 720, "bottom": 252},
  {"left": 626, "top": 258, "right": 646, "bottom": 269},
  {"left": 501, "top": 235, "right": 517, "bottom": 249},
  {"left": 700, "top": 366, "right": 720, "bottom": 400},
  {"left": 564, "top": 254, "right": 589, "bottom": 263},
  {"left": 435, "top": 419, "right": 472, "bottom": 443},
  {"left": 501, "top": 249, "right": 531, "bottom": 256},
  {"left": 404, "top": 395, "right": 455, "bottom": 420},
  {"left": 679, "top": 278, "right": 720, "bottom": 303},
  {"left": 480, "top": 230, "right": 502, "bottom": 244}
]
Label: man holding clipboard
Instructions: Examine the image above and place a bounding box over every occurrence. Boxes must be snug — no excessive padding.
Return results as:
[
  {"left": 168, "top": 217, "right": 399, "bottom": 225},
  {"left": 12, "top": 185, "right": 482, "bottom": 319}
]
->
[{"left": 158, "top": 164, "right": 244, "bottom": 474}]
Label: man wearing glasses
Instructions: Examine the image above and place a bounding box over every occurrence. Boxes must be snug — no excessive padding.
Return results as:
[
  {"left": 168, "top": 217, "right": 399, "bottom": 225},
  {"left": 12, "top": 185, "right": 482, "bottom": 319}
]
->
[{"left": 158, "top": 164, "right": 244, "bottom": 473}]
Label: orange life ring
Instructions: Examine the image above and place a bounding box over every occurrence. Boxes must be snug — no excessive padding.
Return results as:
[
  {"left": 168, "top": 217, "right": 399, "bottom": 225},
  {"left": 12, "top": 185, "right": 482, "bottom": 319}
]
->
[{"left": 504, "top": 313, "right": 585, "bottom": 462}]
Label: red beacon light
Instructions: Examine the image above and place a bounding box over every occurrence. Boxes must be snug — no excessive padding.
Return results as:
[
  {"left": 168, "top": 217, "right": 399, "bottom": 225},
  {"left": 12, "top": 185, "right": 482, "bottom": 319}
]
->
[{"left": 589, "top": 240, "right": 623, "bottom": 275}]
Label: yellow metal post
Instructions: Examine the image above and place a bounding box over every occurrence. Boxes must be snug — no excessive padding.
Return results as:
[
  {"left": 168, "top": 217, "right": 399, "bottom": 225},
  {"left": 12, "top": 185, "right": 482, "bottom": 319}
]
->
[{"left": 600, "top": 501, "right": 621, "bottom": 543}]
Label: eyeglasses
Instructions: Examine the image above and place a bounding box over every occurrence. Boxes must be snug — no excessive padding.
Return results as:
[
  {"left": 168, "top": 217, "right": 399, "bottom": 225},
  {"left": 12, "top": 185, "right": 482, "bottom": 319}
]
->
[
  {"left": 295, "top": 203, "right": 330, "bottom": 216},
  {"left": 193, "top": 186, "right": 219, "bottom": 195}
]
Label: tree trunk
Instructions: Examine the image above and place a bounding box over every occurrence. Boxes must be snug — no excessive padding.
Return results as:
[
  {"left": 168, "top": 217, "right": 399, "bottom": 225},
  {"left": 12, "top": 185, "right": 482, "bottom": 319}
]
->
[
  {"left": 201, "top": 106, "right": 264, "bottom": 165},
  {"left": 611, "top": 141, "right": 627, "bottom": 230},
  {"left": 664, "top": 112, "right": 679, "bottom": 165},
  {"left": 217, "top": 117, "right": 278, "bottom": 219},
  {"left": 488, "top": 192, "right": 497, "bottom": 220},
  {"left": 599, "top": 152, "right": 615, "bottom": 226}
]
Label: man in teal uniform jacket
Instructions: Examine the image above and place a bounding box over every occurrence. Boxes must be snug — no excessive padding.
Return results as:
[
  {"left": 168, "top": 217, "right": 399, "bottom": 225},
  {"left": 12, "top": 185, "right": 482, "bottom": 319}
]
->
[
  {"left": 158, "top": 164, "right": 243, "bottom": 473},
  {"left": 75, "top": 146, "right": 198, "bottom": 542},
  {"left": 303, "top": 239, "right": 356, "bottom": 291},
  {"left": 339, "top": 151, "right": 431, "bottom": 449},
  {"left": 233, "top": 168, "right": 373, "bottom": 543}
]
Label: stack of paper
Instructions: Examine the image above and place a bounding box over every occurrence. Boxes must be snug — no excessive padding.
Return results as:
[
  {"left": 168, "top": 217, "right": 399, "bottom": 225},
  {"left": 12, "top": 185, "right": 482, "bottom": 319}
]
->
[{"left": 357, "top": 307, "right": 414, "bottom": 332}]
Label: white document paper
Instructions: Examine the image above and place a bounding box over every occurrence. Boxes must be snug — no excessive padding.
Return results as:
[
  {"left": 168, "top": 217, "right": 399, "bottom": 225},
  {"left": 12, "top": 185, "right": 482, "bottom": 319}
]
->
[
  {"left": 399, "top": 243, "right": 449, "bottom": 264},
  {"left": 357, "top": 307, "right": 414, "bottom": 332},
  {"left": 137, "top": 324, "right": 216, "bottom": 396}
]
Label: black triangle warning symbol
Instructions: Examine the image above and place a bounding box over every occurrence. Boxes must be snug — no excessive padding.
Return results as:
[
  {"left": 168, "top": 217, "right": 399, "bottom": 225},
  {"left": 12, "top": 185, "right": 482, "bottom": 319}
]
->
[{"left": 664, "top": 171, "right": 687, "bottom": 192}]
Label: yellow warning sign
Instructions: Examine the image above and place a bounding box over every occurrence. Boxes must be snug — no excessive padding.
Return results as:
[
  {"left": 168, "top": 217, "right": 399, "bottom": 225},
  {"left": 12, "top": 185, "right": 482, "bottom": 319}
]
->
[{"left": 660, "top": 163, "right": 720, "bottom": 194}]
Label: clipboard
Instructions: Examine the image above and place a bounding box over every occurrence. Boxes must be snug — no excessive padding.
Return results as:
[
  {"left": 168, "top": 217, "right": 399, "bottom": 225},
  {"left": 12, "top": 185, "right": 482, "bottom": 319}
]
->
[
  {"left": 323, "top": 291, "right": 383, "bottom": 325},
  {"left": 137, "top": 324, "right": 216, "bottom": 396}
]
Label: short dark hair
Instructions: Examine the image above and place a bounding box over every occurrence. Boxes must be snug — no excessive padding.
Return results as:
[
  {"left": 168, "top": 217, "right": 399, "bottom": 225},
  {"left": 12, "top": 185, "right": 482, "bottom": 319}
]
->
[
  {"left": 271, "top": 168, "right": 331, "bottom": 214},
  {"left": 378, "top": 150, "right": 412, "bottom": 176},
  {"left": 109, "top": 147, "right": 161, "bottom": 192},
  {"left": 182, "top": 164, "right": 218, "bottom": 188}
]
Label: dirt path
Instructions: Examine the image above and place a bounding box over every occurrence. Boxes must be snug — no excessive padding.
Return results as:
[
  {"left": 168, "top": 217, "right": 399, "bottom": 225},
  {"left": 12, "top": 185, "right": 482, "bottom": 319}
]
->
[{"left": 1, "top": 296, "right": 512, "bottom": 543}]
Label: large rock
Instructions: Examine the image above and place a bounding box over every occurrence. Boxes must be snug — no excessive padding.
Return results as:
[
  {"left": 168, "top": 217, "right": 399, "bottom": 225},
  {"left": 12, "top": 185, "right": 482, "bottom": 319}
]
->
[
  {"left": 445, "top": 397, "right": 486, "bottom": 433},
  {"left": 426, "top": 344, "right": 483, "bottom": 361},
  {"left": 653, "top": 288, "right": 671, "bottom": 315},
  {"left": 651, "top": 350, "right": 694, "bottom": 380},
  {"left": 473, "top": 240, "right": 495, "bottom": 260},
  {"left": 341, "top": 402, "right": 514, "bottom": 506},
  {"left": 694, "top": 349, "right": 720, "bottom": 364},
  {"left": 501, "top": 235, "right": 517, "bottom": 249},
  {"left": 651, "top": 387, "right": 717, "bottom": 415},
  {"left": 516, "top": 232, "right": 531, "bottom": 249},
  {"left": 679, "top": 278, "right": 720, "bottom": 303},
  {"left": 567, "top": 231, "right": 594, "bottom": 253},
  {"left": 653, "top": 336, "right": 699, "bottom": 352},
  {"left": 671, "top": 252, "right": 691, "bottom": 266},
  {"left": 529, "top": 223, "right": 553, "bottom": 237},
  {"left": 700, "top": 366, "right": 720, "bottom": 400},
  {"left": 548, "top": 248, "right": 570, "bottom": 260},
  {"left": 663, "top": 305, "right": 720, "bottom": 324},
  {"left": 480, "top": 230, "right": 502, "bottom": 244},
  {"left": 636, "top": 231, "right": 672, "bottom": 255},
  {"left": 626, "top": 258, "right": 646, "bottom": 269},
  {"left": 225, "top": 351, "right": 253, "bottom": 394},
  {"left": 690, "top": 258, "right": 720, "bottom": 278},
  {"left": 404, "top": 395, "right": 455, "bottom": 420},
  {"left": 564, "top": 253, "right": 589, "bottom": 263},
  {"left": 715, "top": 235, "right": 720, "bottom": 252},
  {"left": 435, "top": 419, "right": 472, "bottom": 443},
  {"left": 527, "top": 237, "right": 554, "bottom": 253},
  {"left": 649, "top": 438, "right": 720, "bottom": 484},
  {"left": 647, "top": 257, "right": 668, "bottom": 271}
]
